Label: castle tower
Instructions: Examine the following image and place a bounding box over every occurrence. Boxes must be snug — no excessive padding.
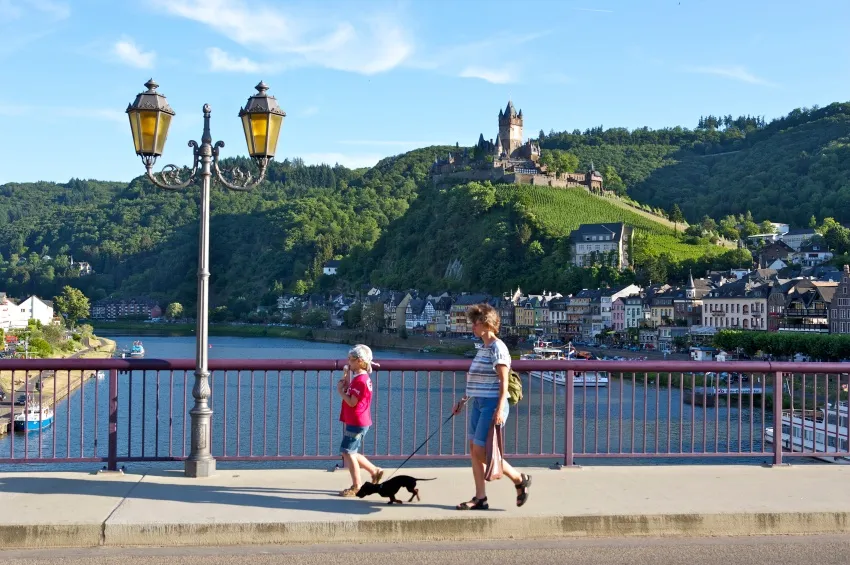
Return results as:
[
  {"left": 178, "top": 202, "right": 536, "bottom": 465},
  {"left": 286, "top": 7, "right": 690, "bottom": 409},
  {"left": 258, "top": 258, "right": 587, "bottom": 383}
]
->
[{"left": 498, "top": 101, "right": 523, "bottom": 157}]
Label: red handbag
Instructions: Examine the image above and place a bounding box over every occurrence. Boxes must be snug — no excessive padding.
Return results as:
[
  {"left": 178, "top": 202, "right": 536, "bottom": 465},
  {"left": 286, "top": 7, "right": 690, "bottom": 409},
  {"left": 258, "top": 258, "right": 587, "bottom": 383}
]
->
[{"left": 484, "top": 423, "right": 505, "bottom": 481}]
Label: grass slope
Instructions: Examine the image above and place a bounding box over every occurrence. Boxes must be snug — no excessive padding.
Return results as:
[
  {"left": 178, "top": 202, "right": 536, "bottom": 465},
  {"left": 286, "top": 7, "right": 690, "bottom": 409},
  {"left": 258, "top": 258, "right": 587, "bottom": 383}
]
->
[{"left": 511, "top": 185, "right": 722, "bottom": 260}]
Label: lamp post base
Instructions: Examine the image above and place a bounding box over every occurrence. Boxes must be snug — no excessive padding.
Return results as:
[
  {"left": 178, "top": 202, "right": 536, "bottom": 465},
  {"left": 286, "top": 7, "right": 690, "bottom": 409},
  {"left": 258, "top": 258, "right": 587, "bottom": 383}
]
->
[{"left": 184, "top": 458, "right": 216, "bottom": 478}]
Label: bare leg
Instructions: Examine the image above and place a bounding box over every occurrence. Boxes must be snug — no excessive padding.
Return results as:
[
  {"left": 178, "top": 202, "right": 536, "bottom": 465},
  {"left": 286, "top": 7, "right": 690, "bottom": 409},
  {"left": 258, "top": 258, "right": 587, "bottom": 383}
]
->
[
  {"left": 470, "top": 441, "right": 487, "bottom": 499},
  {"left": 355, "top": 453, "right": 379, "bottom": 479},
  {"left": 501, "top": 459, "right": 523, "bottom": 485},
  {"left": 343, "top": 452, "right": 361, "bottom": 489}
]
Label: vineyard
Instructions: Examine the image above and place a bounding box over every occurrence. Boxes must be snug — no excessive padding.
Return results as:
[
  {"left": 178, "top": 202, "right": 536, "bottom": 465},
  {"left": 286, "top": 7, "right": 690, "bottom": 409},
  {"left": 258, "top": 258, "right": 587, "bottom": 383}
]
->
[{"left": 501, "top": 185, "right": 723, "bottom": 261}]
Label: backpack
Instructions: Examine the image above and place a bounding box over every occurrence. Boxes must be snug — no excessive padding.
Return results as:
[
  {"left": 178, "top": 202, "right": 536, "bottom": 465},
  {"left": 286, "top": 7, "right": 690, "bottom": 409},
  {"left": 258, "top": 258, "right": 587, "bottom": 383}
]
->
[{"left": 508, "top": 370, "right": 523, "bottom": 405}]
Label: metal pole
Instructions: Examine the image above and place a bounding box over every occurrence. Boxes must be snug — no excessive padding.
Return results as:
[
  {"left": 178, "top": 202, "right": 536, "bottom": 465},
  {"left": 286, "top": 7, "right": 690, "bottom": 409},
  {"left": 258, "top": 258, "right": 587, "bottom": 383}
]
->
[{"left": 185, "top": 104, "right": 215, "bottom": 478}]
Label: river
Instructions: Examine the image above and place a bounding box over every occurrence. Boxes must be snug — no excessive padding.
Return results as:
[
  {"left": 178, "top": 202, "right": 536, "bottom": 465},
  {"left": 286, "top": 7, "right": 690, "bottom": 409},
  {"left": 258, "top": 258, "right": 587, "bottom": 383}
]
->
[{"left": 0, "top": 334, "right": 819, "bottom": 471}]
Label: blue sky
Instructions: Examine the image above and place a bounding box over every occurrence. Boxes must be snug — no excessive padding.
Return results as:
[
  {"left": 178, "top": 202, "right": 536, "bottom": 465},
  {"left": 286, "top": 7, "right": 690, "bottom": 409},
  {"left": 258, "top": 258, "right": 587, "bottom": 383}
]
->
[{"left": 1, "top": 0, "right": 848, "bottom": 184}]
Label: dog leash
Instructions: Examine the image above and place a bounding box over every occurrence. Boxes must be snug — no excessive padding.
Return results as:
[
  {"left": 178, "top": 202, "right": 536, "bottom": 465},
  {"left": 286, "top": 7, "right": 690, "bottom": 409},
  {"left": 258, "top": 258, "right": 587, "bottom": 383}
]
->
[{"left": 385, "top": 411, "right": 457, "bottom": 480}]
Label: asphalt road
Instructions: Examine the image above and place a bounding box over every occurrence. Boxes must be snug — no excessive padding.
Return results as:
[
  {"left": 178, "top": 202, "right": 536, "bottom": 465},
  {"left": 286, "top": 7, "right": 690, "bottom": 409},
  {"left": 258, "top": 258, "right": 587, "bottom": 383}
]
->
[{"left": 1, "top": 536, "right": 849, "bottom": 565}]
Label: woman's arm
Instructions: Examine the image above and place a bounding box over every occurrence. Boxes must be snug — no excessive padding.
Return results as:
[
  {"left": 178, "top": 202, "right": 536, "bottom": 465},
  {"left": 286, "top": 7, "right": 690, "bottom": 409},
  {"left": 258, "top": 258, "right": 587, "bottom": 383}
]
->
[{"left": 493, "top": 364, "right": 509, "bottom": 425}]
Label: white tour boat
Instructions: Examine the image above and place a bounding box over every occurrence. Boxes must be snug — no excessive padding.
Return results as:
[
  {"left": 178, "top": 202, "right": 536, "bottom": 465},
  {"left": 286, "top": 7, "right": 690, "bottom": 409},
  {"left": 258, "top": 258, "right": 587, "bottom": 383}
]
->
[
  {"left": 764, "top": 401, "right": 850, "bottom": 464},
  {"left": 521, "top": 341, "right": 609, "bottom": 387}
]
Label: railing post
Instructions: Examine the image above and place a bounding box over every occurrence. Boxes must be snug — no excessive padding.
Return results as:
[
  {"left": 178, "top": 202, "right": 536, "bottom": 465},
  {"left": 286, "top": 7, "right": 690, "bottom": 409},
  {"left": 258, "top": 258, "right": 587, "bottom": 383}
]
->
[
  {"left": 564, "top": 369, "right": 575, "bottom": 467},
  {"left": 772, "top": 370, "right": 784, "bottom": 466},
  {"left": 107, "top": 368, "right": 118, "bottom": 472}
]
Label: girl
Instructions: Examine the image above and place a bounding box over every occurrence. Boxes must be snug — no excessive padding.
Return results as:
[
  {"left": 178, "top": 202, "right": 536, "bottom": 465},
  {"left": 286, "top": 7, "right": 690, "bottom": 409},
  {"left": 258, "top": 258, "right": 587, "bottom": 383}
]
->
[{"left": 337, "top": 344, "right": 384, "bottom": 496}]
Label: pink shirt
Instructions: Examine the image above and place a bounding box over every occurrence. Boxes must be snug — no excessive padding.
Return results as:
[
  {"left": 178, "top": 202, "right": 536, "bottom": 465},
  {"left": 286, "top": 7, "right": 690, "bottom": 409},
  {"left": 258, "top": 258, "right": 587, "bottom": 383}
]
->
[{"left": 339, "top": 372, "right": 373, "bottom": 427}]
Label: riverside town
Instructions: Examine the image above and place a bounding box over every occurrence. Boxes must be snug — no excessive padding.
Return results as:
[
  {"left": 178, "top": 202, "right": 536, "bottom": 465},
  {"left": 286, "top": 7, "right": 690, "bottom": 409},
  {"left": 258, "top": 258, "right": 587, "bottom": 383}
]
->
[{"left": 3, "top": 1, "right": 850, "bottom": 558}]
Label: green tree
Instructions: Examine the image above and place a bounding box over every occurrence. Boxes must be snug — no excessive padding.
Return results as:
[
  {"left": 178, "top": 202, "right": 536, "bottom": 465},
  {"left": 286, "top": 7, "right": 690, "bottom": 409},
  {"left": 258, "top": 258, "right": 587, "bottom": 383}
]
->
[
  {"left": 602, "top": 165, "right": 626, "bottom": 194},
  {"left": 669, "top": 204, "right": 685, "bottom": 231},
  {"left": 165, "top": 302, "right": 183, "bottom": 320},
  {"left": 53, "top": 285, "right": 90, "bottom": 327}
]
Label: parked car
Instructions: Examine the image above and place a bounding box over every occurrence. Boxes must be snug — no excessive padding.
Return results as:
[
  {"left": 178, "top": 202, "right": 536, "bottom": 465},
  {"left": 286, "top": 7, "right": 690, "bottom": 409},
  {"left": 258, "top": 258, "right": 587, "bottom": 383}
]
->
[
  {"left": 15, "top": 393, "right": 29, "bottom": 405},
  {"left": 0, "top": 389, "right": 6, "bottom": 402}
]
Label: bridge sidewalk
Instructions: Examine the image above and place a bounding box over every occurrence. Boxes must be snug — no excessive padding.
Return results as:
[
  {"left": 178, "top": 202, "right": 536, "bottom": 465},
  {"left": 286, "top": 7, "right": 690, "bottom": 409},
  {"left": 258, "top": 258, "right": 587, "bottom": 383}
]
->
[{"left": 0, "top": 464, "right": 848, "bottom": 549}]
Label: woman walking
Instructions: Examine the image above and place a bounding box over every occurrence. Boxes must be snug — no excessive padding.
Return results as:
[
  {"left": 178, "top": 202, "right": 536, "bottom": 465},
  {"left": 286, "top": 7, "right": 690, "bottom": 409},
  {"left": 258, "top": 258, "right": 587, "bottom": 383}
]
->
[{"left": 453, "top": 303, "right": 531, "bottom": 510}]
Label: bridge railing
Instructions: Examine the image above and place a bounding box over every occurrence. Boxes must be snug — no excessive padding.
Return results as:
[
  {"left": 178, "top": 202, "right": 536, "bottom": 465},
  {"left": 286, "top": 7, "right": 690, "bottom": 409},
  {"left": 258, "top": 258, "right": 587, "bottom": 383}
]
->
[{"left": 1, "top": 359, "right": 848, "bottom": 470}]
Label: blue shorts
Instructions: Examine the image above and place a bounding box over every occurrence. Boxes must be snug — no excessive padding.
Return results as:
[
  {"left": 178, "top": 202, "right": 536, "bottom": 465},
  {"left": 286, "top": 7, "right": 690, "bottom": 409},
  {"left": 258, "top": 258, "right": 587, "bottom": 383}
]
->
[
  {"left": 340, "top": 424, "right": 369, "bottom": 454},
  {"left": 467, "top": 397, "right": 509, "bottom": 447}
]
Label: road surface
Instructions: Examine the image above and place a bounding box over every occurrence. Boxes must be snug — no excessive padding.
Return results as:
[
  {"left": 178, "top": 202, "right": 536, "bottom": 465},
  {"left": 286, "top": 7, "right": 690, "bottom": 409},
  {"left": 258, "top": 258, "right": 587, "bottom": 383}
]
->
[{"left": 1, "top": 536, "right": 849, "bottom": 565}]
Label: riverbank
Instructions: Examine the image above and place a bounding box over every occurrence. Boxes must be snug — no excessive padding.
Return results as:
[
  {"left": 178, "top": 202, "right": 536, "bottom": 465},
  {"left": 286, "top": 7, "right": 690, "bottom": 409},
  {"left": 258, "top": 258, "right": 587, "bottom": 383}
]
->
[
  {"left": 91, "top": 321, "right": 473, "bottom": 356},
  {"left": 0, "top": 337, "right": 115, "bottom": 436}
]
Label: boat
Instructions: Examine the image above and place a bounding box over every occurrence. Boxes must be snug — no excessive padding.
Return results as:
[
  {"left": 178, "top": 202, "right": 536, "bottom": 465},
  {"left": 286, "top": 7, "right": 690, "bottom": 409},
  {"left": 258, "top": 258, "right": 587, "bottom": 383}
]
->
[
  {"left": 13, "top": 402, "right": 54, "bottom": 432},
  {"left": 129, "top": 341, "right": 145, "bottom": 358},
  {"left": 684, "top": 373, "right": 766, "bottom": 406},
  {"left": 521, "top": 341, "right": 608, "bottom": 387},
  {"left": 764, "top": 401, "right": 850, "bottom": 464}
]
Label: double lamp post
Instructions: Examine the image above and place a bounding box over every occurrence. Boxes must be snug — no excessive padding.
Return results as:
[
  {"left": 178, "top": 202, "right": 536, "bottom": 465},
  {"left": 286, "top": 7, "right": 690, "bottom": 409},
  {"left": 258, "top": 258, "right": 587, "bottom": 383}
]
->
[{"left": 125, "top": 80, "right": 285, "bottom": 477}]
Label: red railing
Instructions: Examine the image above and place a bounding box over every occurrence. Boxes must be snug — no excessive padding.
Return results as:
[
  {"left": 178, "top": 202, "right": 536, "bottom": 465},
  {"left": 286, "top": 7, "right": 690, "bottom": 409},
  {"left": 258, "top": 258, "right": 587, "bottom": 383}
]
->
[{"left": 1, "top": 359, "right": 849, "bottom": 470}]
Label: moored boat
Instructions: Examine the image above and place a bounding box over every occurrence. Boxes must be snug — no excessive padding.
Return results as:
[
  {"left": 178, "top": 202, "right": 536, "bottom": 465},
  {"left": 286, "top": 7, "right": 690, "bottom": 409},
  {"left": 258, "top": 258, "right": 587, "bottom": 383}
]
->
[
  {"left": 521, "top": 341, "right": 608, "bottom": 387},
  {"left": 764, "top": 401, "right": 850, "bottom": 464},
  {"left": 13, "top": 403, "right": 54, "bottom": 432}
]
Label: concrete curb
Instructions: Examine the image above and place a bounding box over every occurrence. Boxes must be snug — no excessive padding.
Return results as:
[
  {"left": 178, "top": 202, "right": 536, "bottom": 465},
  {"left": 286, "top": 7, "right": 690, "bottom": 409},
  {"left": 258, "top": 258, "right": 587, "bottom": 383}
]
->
[
  {"left": 0, "top": 524, "right": 104, "bottom": 549},
  {"left": 4, "top": 512, "right": 850, "bottom": 549}
]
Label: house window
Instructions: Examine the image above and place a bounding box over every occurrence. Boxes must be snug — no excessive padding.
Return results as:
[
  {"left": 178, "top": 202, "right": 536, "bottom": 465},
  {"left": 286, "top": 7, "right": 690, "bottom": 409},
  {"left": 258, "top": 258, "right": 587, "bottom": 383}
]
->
[
  {"left": 743, "top": 305, "right": 749, "bottom": 314},
  {"left": 743, "top": 319, "right": 748, "bottom": 328}
]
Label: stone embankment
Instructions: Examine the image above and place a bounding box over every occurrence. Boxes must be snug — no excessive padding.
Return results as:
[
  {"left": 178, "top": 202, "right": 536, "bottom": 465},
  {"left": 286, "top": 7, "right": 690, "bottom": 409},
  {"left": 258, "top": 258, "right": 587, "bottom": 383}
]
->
[{"left": 0, "top": 337, "right": 115, "bottom": 436}]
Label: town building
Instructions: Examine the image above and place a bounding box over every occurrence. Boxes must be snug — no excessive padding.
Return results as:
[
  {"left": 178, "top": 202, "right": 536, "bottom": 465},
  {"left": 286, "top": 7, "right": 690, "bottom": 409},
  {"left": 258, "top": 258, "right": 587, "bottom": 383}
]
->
[
  {"left": 570, "top": 223, "right": 633, "bottom": 269},
  {"left": 701, "top": 280, "right": 770, "bottom": 330},
  {"left": 322, "top": 260, "right": 340, "bottom": 276},
  {"left": 780, "top": 228, "right": 817, "bottom": 251},
  {"left": 830, "top": 265, "right": 850, "bottom": 334},
  {"left": 91, "top": 297, "right": 161, "bottom": 320}
]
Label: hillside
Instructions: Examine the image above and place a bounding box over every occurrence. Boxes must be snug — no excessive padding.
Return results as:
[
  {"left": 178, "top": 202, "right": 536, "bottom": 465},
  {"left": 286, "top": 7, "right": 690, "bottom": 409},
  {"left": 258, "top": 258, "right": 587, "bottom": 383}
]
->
[
  {"left": 1, "top": 100, "right": 848, "bottom": 311},
  {"left": 345, "top": 182, "right": 745, "bottom": 294},
  {"left": 628, "top": 105, "right": 850, "bottom": 225},
  {"left": 541, "top": 103, "right": 850, "bottom": 227}
]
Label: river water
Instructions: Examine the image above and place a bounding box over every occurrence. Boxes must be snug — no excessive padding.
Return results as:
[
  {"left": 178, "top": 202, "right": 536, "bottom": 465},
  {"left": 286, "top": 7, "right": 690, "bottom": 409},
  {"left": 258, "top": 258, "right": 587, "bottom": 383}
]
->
[{"left": 0, "top": 334, "right": 819, "bottom": 471}]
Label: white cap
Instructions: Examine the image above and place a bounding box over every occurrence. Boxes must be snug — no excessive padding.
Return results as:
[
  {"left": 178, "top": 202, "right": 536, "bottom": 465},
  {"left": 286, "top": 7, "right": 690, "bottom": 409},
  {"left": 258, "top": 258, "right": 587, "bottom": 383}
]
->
[{"left": 348, "top": 344, "right": 379, "bottom": 373}]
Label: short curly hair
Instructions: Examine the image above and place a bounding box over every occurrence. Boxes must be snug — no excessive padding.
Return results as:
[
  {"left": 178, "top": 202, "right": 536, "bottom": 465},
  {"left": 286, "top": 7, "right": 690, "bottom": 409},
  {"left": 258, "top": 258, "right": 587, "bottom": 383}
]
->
[{"left": 466, "top": 303, "right": 501, "bottom": 333}]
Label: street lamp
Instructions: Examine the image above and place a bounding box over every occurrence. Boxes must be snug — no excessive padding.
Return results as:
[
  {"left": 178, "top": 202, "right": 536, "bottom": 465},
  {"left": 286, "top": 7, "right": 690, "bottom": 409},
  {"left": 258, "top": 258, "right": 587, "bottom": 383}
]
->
[{"left": 126, "top": 79, "right": 285, "bottom": 477}]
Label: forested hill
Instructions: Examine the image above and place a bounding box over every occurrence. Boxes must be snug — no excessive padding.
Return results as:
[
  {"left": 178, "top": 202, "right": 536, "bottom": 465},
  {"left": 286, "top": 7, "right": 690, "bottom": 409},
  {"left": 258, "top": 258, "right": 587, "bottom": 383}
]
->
[
  {"left": 0, "top": 147, "right": 452, "bottom": 311},
  {"left": 540, "top": 102, "right": 850, "bottom": 226},
  {"left": 0, "top": 100, "right": 848, "bottom": 313}
]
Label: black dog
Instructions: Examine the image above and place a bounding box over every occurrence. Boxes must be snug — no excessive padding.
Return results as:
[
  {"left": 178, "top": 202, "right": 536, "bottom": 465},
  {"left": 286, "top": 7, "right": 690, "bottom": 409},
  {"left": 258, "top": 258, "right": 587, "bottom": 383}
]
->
[{"left": 355, "top": 475, "right": 436, "bottom": 504}]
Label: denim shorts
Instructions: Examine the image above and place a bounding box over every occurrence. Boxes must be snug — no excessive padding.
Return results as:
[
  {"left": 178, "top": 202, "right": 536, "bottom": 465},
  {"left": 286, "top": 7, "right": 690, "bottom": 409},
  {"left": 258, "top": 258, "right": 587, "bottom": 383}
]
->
[
  {"left": 339, "top": 424, "right": 369, "bottom": 454},
  {"left": 467, "top": 397, "right": 509, "bottom": 447}
]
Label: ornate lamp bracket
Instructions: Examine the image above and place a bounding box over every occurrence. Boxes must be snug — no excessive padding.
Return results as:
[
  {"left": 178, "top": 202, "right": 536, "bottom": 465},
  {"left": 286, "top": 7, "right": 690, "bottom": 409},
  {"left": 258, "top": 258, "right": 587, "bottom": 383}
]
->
[
  {"left": 212, "top": 141, "right": 268, "bottom": 191},
  {"left": 144, "top": 140, "right": 201, "bottom": 191}
]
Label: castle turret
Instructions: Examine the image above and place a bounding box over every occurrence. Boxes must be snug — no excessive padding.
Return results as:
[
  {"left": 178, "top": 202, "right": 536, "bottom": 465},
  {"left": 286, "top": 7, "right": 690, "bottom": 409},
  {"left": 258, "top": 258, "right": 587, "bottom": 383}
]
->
[{"left": 498, "top": 100, "right": 523, "bottom": 157}]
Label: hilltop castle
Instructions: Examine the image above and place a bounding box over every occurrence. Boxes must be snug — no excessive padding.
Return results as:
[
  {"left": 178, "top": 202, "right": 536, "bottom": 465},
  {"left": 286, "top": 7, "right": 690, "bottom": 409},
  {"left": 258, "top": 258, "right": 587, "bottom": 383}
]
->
[{"left": 431, "top": 101, "right": 604, "bottom": 191}]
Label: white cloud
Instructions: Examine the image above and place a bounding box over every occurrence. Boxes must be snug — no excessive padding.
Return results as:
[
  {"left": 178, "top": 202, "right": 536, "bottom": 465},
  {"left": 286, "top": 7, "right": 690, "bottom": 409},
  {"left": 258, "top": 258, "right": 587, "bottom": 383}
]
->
[
  {"left": 299, "top": 152, "right": 384, "bottom": 169},
  {"left": 113, "top": 38, "right": 156, "bottom": 69},
  {"left": 684, "top": 65, "right": 776, "bottom": 86},
  {"left": 206, "top": 47, "right": 267, "bottom": 73},
  {"left": 459, "top": 66, "right": 516, "bottom": 84},
  {"left": 154, "top": 0, "right": 413, "bottom": 75}
]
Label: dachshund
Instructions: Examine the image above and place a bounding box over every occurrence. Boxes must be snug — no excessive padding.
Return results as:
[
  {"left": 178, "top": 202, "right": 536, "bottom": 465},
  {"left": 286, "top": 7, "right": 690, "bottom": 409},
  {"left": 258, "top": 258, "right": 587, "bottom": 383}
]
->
[{"left": 355, "top": 475, "right": 436, "bottom": 504}]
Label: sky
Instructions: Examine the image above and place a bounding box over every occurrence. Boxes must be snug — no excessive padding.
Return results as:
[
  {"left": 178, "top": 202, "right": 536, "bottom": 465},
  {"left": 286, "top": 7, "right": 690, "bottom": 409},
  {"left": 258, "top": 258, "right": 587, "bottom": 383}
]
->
[{"left": 0, "top": 0, "right": 848, "bottom": 184}]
